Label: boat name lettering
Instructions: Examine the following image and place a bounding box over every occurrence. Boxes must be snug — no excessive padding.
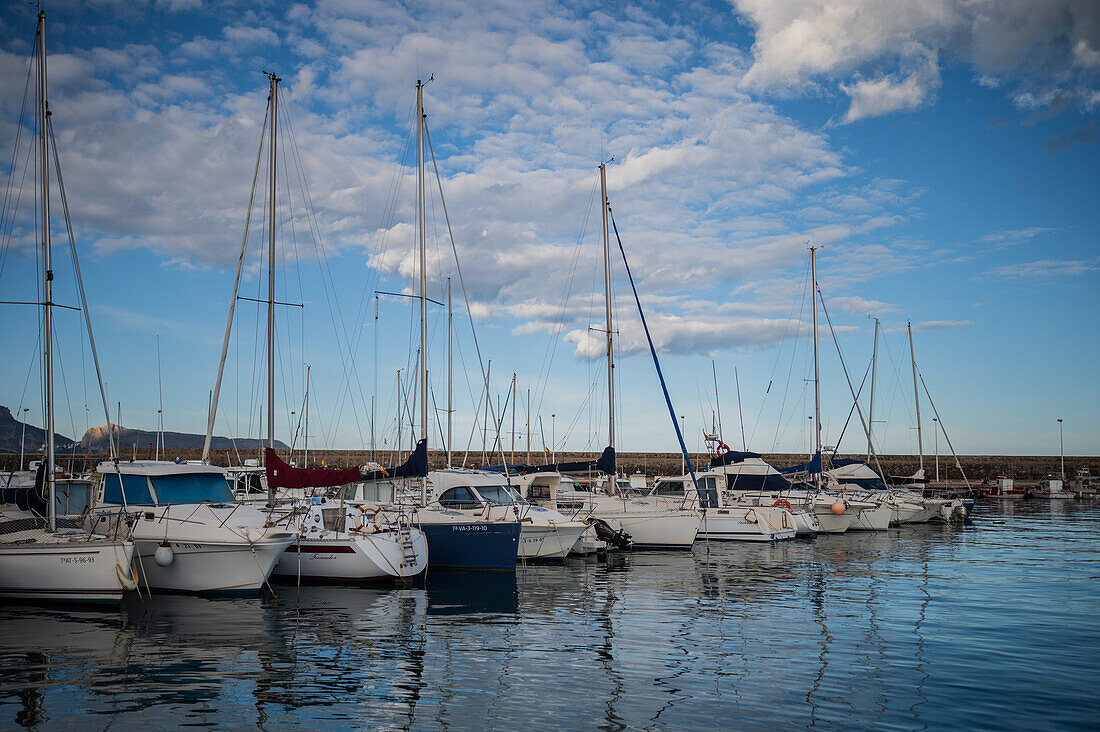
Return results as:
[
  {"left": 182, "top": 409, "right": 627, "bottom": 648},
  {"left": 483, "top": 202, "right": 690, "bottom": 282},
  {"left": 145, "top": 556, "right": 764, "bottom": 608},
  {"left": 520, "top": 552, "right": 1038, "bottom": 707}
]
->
[
  {"left": 451, "top": 524, "right": 488, "bottom": 532},
  {"left": 59, "top": 556, "right": 95, "bottom": 564}
]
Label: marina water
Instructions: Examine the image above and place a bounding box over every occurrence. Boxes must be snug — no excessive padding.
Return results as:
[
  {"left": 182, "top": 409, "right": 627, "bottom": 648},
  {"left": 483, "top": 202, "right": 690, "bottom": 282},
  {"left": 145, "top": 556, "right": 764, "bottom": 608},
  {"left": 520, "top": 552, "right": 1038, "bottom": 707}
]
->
[{"left": 2, "top": 500, "right": 1097, "bottom": 730}]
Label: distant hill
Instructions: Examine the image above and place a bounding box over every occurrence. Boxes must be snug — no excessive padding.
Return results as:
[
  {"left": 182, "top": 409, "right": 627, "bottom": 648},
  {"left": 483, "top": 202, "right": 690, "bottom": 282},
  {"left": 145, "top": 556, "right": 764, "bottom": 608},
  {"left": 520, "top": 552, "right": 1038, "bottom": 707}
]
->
[
  {"left": 79, "top": 423, "right": 288, "bottom": 452},
  {"left": 0, "top": 405, "right": 76, "bottom": 454},
  {"left": 0, "top": 404, "right": 287, "bottom": 454}
]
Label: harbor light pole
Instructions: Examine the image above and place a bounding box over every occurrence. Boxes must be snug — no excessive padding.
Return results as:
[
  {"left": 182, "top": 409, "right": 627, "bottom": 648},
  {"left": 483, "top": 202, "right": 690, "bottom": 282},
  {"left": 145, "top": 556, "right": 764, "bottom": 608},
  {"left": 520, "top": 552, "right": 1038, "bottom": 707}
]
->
[
  {"left": 19, "top": 408, "right": 29, "bottom": 471},
  {"left": 933, "top": 417, "right": 939, "bottom": 483},
  {"left": 1058, "top": 419, "right": 1064, "bottom": 481},
  {"left": 551, "top": 414, "right": 556, "bottom": 463},
  {"left": 680, "top": 415, "right": 686, "bottom": 473}
]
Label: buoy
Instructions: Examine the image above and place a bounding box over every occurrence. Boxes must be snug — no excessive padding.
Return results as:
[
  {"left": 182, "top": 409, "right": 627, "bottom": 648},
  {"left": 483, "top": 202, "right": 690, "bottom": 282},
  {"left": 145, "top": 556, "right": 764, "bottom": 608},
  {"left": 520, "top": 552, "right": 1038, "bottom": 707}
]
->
[
  {"left": 115, "top": 563, "right": 138, "bottom": 591},
  {"left": 831, "top": 501, "right": 846, "bottom": 515},
  {"left": 154, "top": 541, "right": 174, "bottom": 567}
]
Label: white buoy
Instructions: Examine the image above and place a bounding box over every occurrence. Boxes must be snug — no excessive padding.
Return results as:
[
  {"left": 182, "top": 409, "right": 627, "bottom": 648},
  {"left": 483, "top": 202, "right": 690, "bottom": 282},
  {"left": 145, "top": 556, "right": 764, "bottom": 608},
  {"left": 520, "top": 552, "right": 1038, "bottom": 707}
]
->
[{"left": 154, "top": 541, "right": 174, "bottom": 567}]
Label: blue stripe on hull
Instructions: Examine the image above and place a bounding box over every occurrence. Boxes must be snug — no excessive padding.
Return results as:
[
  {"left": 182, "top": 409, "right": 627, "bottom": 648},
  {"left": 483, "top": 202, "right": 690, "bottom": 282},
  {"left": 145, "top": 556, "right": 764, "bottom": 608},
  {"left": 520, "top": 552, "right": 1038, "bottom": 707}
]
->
[{"left": 421, "top": 522, "right": 520, "bottom": 571}]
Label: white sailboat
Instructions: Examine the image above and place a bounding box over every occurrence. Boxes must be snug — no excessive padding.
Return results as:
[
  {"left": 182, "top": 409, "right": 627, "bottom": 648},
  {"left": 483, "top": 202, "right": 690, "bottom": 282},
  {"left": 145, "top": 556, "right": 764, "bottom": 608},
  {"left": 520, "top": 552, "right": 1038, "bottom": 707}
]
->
[
  {"left": 650, "top": 472, "right": 797, "bottom": 542},
  {"left": 0, "top": 11, "right": 135, "bottom": 603},
  {"left": 200, "top": 72, "right": 428, "bottom": 582}
]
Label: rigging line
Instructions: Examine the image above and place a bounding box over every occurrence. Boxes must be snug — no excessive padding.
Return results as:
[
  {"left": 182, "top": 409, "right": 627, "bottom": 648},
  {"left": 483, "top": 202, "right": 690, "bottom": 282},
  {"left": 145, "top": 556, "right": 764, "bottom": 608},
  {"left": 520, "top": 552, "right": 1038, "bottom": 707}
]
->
[
  {"left": 48, "top": 115, "right": 116, "bottom": 459},
  {"left": 754, "top": 256, "right": 810, "bottom": 448},
  {"left": 321, "top": 103, "right": 416, "bottom": 444},
  {"left": 830, "top": 359, "right": 872, "bottom": 459},
  {"left": 0, "top": 29, "right": 36, "bottom": 284},
  {"left": 816, "top": 287, "right": 886, "bottom": 480},
  {"left": 918, "top": 371, "right": 969, "bottom": 488},
  {"left": 532, "top": 173, "right": 600, "bottom": 420},
  {"left": 281, "top": 107, "right": 369, "bottom": 449},
  {"left": 609, "top": 209, "right": 700, "bottom": 493},
  {"left": 278, "top": 116, "right": 305, "bottom": 418},
  {"left": 423, "top": 119, "right": 511, "bottom": 474},
  {"left": 769, "top": 260, "right": 811, "bottom": 452}
]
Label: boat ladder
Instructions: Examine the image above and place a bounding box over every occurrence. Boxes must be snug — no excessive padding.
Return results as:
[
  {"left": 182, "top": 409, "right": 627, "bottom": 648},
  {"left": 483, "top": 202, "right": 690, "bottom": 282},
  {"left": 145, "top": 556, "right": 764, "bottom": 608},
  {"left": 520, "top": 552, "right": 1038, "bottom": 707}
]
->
[{"left": 397, "top": 516, "right": 418, "bottom": 568}]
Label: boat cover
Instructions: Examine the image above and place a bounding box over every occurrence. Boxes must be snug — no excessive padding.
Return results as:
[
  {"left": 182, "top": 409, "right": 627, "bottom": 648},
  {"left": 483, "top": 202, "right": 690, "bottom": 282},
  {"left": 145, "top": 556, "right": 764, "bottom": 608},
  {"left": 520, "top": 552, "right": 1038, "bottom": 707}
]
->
[
  {"left": 489, "top": 445, "right": 615, "bottom": 476},
  {"left": 265, "top": 439, "right": 427, "bottom": 489}
]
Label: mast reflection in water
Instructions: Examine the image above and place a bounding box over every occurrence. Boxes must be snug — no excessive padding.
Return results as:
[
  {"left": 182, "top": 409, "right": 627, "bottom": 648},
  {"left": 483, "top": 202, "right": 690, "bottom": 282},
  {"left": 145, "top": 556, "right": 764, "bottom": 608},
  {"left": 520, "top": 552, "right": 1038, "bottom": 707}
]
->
[{"left": 2, "top": 501, "right": 1099, "bottom": 730}]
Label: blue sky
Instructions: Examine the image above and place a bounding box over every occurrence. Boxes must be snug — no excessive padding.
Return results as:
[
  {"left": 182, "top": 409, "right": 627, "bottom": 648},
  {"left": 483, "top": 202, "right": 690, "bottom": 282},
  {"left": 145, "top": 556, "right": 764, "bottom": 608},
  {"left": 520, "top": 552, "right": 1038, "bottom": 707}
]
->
[{"left": 0, "top": 0, "right": 1097, "bottom": 458}]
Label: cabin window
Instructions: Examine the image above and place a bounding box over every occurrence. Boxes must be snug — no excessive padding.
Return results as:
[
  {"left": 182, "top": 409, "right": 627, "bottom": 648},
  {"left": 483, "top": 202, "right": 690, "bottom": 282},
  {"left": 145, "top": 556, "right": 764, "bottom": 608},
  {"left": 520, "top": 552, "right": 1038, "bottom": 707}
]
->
[
  {"left": 103, "top": 474, "right": 154, "bottom": 505},
  {"left": 528, "top": 483, "right": 551, "bottom": 501},
  {"left": 473, "top": 485, "right": 520, "bottom": 505},
  {"left": 439, "top": 486, "right": 481, "bottom": 509},
  {"left": 698, "top": 477, "right": 720, "bottom": 508},
  {"left": 150, "top": 474, "right": 234, "bottom": 504},
  {"left": 55, "top": 481, "right": 93, "bottom": 515},
  {"left": 654, "top": 480, "right": 683, "bottom": 496}
]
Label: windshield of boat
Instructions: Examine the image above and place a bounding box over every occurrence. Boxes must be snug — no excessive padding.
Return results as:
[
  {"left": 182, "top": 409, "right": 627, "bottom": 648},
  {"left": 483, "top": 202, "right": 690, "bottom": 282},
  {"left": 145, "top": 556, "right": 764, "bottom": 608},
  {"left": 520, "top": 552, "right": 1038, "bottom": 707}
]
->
[
  {"left": 475, "top": 484, "right": 522, "bottom": 505},
  {"left": 150, "top": 473, "right": 235, "bottom": 504}
]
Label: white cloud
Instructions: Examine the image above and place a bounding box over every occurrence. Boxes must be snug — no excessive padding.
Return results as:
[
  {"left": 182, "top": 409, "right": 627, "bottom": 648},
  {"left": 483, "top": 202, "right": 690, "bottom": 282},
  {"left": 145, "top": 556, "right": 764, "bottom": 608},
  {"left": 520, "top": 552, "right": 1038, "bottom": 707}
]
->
[
  {"left": 732, "top": 0, "right": 1100, "bottom": 118},
  {"left": 985, "top": 257, "right": 1100, "bottom": 279}
]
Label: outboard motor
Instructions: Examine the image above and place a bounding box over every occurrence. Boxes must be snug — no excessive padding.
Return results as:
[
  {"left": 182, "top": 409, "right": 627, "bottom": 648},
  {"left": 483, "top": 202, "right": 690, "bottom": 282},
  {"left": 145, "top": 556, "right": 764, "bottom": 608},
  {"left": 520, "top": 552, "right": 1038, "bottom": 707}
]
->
[{"left": 591, "top": 517, "right": 632, "bottom": 550}]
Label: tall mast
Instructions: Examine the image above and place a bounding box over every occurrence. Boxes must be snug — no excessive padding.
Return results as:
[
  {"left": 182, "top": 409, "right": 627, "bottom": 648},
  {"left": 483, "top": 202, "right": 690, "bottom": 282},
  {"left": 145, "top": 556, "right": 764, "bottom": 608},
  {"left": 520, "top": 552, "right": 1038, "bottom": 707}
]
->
[
  {"left": 600, "top": 162, "right": 615, "bottom": 451},
  {"left": 372, "top": 294, "right": 378, "bottom": 461},
  {"left": 526, "top": 388, "right": 531, "bottom": 463},
  {"left": 265, "top": 71, "right": 279, "bottom": 505},
  {"left": 510, "top": 372, "right": 516, "bottom": 462},
  {"left": 446, "top": 277, "right": 452, "bottom": 469},
  {"left": 867, "top": 317, "right": 878, "bottom": 463},
  {"left": 37, "top": 10, "right": 56, "bottom": 532},
  {"left": 416, "top": 80, "right": 428, "bottom": 504},
  {"left": 303, "top": 364, "right": 310, "bottom": 468},
  {"left": 810, "top": 247, "right": 822, "bottom": 492},
  {"left": 908, "top": 321, "right": 924, "bottom": 474}
]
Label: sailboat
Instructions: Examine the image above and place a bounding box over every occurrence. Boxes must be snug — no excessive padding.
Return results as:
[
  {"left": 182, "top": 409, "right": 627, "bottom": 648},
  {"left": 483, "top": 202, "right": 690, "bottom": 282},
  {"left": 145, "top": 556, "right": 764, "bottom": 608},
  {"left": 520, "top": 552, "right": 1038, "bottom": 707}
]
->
[
  {"left": 200, "top": 72, "right": 427, "bottom": 582},
  {"left": 540, "top": 162, "right": 701, "bottom": 550},
  {"left": 0, "top": 11, "right": 136, "bottom": 603}
]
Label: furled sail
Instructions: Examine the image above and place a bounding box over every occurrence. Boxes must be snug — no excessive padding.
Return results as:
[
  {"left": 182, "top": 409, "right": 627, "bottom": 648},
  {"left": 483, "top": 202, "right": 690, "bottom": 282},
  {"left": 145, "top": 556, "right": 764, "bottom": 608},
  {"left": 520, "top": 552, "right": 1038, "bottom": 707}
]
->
[
  {"left": 495, "top": 445, "right": 616, "bottom": 476},
  {"left": 265, "top": 438, "right": 428, "bottom": 489}
]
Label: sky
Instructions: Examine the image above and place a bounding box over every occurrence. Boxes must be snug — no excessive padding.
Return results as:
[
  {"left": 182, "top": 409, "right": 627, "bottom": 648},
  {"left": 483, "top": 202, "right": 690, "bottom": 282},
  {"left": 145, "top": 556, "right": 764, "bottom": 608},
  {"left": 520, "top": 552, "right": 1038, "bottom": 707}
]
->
[{"left": 0, "top": 0, "right": 1097, "bottom": 459}]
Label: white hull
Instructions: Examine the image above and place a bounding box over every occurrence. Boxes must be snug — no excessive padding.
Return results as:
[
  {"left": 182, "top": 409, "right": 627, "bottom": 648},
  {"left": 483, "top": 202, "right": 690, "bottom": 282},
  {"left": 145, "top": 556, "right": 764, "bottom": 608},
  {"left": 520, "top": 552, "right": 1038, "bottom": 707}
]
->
[
  {"left": 519, "top": 522, "right": 588, "bottom": 560},
  {"left": 892, "top": 502, "right": 938, "bottom": 524},
  {"left": 598, "top": 509, "right": 700, "bottom": 548},
  {"left": 569, "top": 526, "right": 607, "bottom": 555},
  {"left": 814, "top": 506, "right": 853, "bottom": 534},
  {"left": 134, "top": 537, "right": 291, "bottom": 592},
  {"left": 792, "top": 511, "right": 820, "bottom": 535},
  {"left": 273, "top": 529, "right": 427, "bottom": 580},
  {"left": 848, "top": 504, "right": 892, "bottom": 531},
  {"left": 699, "top": 507, "right": 796, "bottom": 542},
  {"left": 0, "top": 536, "right": 135, "bottom": 602}
]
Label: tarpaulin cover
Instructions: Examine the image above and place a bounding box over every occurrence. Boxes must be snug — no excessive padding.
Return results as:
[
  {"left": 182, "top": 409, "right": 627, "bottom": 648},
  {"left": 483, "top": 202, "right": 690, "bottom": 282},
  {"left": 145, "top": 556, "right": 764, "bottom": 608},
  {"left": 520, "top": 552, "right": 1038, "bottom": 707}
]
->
[
  {"left": 778, "top": 451, "right": 823, "bottom": 475},
  {"left": 0, "top": 463, "right": 47, "bottom": 517},
  {"left": 708, "top": 449, "right": 762, "bottom": 467}
]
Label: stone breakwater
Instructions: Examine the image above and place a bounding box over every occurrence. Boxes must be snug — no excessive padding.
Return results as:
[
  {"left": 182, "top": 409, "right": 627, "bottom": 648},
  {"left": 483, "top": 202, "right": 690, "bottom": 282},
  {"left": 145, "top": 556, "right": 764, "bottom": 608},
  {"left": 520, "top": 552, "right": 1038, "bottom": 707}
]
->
[{"left": 3, "top": 449, "right": 1095, "bottom": 482}]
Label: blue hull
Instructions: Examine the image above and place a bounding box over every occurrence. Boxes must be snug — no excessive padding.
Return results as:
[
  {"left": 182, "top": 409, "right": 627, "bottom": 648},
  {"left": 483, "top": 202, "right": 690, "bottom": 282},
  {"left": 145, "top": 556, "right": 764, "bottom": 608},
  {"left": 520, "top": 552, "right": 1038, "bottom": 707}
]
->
[{"left": 421, "top": 521, "right": 520, "bottom": 571}]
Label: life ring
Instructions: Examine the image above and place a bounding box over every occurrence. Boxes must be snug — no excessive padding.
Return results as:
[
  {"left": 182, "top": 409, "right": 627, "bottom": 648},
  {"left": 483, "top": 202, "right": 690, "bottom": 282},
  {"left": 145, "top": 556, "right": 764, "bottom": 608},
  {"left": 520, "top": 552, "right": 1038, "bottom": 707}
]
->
[
  {"left": 716, "top": 442, "right": 731, "bottom": 456},
  {"left": 772, "top": 499, "right": 793, "bottom": 512}
]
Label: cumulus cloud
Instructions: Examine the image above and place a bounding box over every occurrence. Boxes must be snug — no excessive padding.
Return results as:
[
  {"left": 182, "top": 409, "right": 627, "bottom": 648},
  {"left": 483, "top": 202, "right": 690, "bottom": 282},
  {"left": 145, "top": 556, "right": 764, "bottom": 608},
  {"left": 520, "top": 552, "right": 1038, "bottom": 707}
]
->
[
  {"left": 732, "top": 0, "right": 1100, "bottom": 120},
  {"left": 978, "top": 227, "right": 1053, "bottom": 249}
]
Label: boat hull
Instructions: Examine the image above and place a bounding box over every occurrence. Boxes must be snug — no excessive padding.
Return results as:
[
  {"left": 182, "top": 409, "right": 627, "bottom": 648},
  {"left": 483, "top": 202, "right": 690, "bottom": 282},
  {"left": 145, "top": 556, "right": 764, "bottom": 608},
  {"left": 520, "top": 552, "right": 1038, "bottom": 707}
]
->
[
  {"left": 519, "top": 523, "right": 588, "bottom": 560},
  {"left": 133, "top": 536, "right": 293, "bottom": 593},
  {"left": 0, "top": 537, "right": 135, "bottom": 603},
  {"left": 420, "top": 521, "right": 520, "bottom": 571},
  {"left": 848, "top": 504, "right": 892, "bottom": 531},
  {"left": 599, "top": 510, "right": 700, "bottom": 549},
  {"left": 699, "top": 508, "right": 796, "bottom": 542},
  {"left": 273, "top": 529, "right": 428, "bottom": 580}
]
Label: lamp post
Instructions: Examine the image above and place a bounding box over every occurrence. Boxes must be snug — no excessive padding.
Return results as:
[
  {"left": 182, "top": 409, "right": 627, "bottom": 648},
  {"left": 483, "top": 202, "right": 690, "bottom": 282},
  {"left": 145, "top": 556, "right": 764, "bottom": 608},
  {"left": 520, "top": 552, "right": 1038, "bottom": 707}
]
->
[
  {"left": 680, "top": 414, "right": 686, "bottom": 474},
  {"left": 932, "top": 417, "right": 939, "bottom": 483},
  {"left": 19, "top": 408, "right": 29, "bottom": 471},
  {"left": 1058, "top": 418, "right": 1064, "bottom": 481}
]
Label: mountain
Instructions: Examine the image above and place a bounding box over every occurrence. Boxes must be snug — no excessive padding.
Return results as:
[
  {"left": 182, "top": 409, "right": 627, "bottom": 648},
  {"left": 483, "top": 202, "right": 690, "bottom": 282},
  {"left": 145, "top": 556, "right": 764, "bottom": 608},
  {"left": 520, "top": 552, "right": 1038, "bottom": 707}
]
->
[
  {"left": 79, "top": 424, "right": 289, "bottom": 453},
  {"left": 0, "top": 405, "right": 287, "bottom": 454},
  {"left": 0, "top": 405, "right": 76, "bottom": 454}
]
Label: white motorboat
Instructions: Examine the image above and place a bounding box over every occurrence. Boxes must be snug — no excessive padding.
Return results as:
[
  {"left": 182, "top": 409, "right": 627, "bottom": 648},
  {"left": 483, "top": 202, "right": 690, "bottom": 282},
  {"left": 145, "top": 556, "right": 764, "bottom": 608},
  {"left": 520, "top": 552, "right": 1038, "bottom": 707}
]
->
[
  {"left": 555, "top": 477, "right": 701, "bottom": 550},
  {"left": 1033, "top": 478, "right": 1074, "bottom": 499},
  {"left": 650, "top": 473, "right": 796, "bottom": 542},
  {"left": 510, "top": 471, "right": 606, "bottom": 555},
  {"left": 93, "top": 461, "right": 295, "bottom": 593},
  {"left": 430, "top": 469, "right": 588, "bottom": 561}
]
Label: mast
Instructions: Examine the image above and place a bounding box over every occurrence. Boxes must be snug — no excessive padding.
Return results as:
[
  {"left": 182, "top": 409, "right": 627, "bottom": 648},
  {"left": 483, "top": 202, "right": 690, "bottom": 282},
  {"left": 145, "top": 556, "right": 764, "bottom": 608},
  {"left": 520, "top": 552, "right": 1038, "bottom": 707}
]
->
[
  {"left": 510, "top": 372, "right": 516, "bottom": 462},
  {"left": 867, "top": 317, "right": 878, "bottom": 463},
  {"left": 908, "top": 321, "right": 924, "bottom": 474},
  {"left": 396, "top": 369, "right": 402, "bottom": 458},
  {"left": 600, "top": 162, "right": 615, "bottom": 451},
  {"left": 303, "top": 364, "right": 310, "bottom": 468},
  {"left": 446, "top": 278, "right": 453, "bottom": 469},
  {"left": 810, "top": 247, "right": 822, "bottom": 492},
  {"left": 711, "top": 360, "right": 723, "bottom": 443},
  {"left": 417, "top": 80, "right": 428, "bottom": 504},
  {"left": 265, "top": 71, "right": 279, "bottom": 504},
  {"left": 735, "top": 366, "right": 746, "bottom": 451},
  {"left": 37, "top": 10, "right": 56, "bottom": 532},
  {"left": 372, "top": 294, "right": 378, "bottom": 462},
  {"left": 156, "top": 334, "right": 163, "bottom": 460},
  {"left": 526, "top": 388, "right": 531, "bottom": 463}
]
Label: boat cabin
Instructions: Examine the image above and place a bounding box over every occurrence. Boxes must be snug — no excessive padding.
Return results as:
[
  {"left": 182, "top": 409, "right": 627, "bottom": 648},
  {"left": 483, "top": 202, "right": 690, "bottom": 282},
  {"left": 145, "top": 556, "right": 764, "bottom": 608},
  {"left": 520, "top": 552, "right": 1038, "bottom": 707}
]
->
[{"left": 95, "top": 461, "right": 235, "bottom": 506}]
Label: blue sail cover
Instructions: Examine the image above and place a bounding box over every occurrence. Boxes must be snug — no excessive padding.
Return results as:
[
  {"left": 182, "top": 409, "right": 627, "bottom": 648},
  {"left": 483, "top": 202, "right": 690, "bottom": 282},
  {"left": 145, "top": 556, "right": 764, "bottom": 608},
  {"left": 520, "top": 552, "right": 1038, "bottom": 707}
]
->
[
  {"left": 709, "top": 450, "right": 762, "bottom": 468},
  {"left": 778, "top": 451, "right": 823, "bottom": 475},
  {"left": 487, "top": 446, "right": 615, "bottom": 476},
  {"left": 361, "top": 438, "right": 428, "bottom": 481}
]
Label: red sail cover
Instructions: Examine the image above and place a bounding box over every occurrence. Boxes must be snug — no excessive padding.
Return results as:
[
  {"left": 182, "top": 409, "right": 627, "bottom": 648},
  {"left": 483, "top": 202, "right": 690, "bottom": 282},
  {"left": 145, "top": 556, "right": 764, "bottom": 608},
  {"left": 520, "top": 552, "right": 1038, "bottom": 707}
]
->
[{"left": 264, "top": 447, "right": 360, "bottom": 489}]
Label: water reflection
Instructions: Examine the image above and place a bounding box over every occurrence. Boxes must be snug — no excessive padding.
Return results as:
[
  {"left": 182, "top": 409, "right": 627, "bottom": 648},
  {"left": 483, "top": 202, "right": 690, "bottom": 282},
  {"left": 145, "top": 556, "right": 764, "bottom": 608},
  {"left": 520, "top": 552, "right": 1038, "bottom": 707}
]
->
[{"left": 2, "top": 501, "right": 1099, "bottom": 730}]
